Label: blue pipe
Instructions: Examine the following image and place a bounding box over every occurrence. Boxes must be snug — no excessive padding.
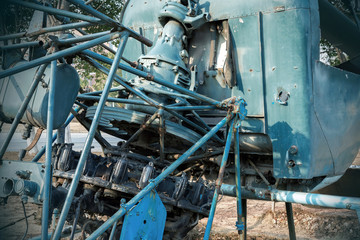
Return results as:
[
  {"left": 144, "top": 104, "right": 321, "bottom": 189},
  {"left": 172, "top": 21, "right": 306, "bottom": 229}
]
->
[
  {"left": 0, "top": 64, "right": 48, "bottom": 160},
  {"left": 26, "top": 21, "right": 100, "bottom": 38},
  {"left": 56, "top": 31, "right": 110, "bottom": 45},
  {"left": 77, "top": 94, "right": 148, "bottom": 106},
  {"left": 0, "top": 32, "right": 121, "bottom": 79},
  {"left": 8, "top": 0, "right": 102, "bottom": 24},
  {"left": 165, "top": 105, "right": 217, "bottom": 111},
  {"left": 0, "top": 41, "right": 42, "bottom": 51},
  {"left": 87, "top": 116, "right": 230, "bottom": 239},
  {"left": 81, "top": 50, "right": 221, "bottom": 106},
  {"left": 52, "top": 33, "right": 129, "bottom": 240},
  {"left": 234, "top": 127, "right": 244, "bottom": 231},
  {"left": 41, "top": 61, "right": 57, "bottom": 240},
  {"left": 32, "top": 107, "right": 80, "bottom": 162},
  {"left": 203, "top": 119, "right": 234, "bottom": 240},
  {"left": 0, "top": 32, "right": 26, "bottom": 41}
]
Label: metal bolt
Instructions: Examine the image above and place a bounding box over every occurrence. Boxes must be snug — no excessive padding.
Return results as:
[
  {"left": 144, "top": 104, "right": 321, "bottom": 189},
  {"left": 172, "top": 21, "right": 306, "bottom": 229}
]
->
[
  {"left": 289, "top": 145, "right": 298, "bottom": 155},
  {"left": 288, "top": 160, "right": 296, "bottom": 168}
]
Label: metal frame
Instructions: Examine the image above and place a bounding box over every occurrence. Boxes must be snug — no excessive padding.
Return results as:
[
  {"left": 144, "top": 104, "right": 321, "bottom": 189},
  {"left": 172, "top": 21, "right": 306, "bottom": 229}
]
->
[{"left": 1, "top": 1, "right": 359, "bottom": 240}]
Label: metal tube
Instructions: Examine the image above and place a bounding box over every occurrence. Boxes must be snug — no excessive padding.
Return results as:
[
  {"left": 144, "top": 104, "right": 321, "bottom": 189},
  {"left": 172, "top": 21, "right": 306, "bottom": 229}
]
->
[
  {"left": 234, "top": 127, "right": 245, "bottom": 233},
  {"left": 285, "top": 202, "right": 296, "bottom": 240},
  {"left": 109, "top": 222, "right": 117, "bottom": 240},
  {"left": 66, "top": 0, "right": 152, "bottom": 47},
  {"left": 240, "top": 199, "right": 247, "bottom": 240},
  {"left": 41, "top": 61, "right": 57, "bottom": 240},
  {"left": 32, "top": 107, "right": 80, "bottom": 162},
  {"left": 87, "top": 116, "right": 230, "bottom": 239},
  {"left": 165, "top": 105, "right": 217, "bottom": 111},
  {"left": 0, "top": 64, "right": 48, "bottom": 160},
  {"left": 0, "top": 41, "right": 43, "bottom": 51},
  {"left": 120, "top": 110, "right": 159, "bottom": 150},
  {"left": 203, "top": 119, "right": 234, "bottom": 240},
  {"left": 8, "top": 0, "right": 102, "bottom": 24},
  {"left": 77, "top": 94, "right": 148, "bottom": 106},
  {"left": 0, "top": 32, "right": 26, "bottom": 41},
  {"left": 158, "top": 108, "right": 165, "bottom": 162},
  {"left": 166, "top": 109, "right": 224, "bottom": 144},
  {"left": 81, "top": 50, "right": 220, "bottom": 106},
  {"left": 26, "top": 21, "right": 98, "bottom": 38},
  {"left": 0, "top": 32, "right": 121, "bottom": 79},
  {"left": 56, "top": 31, "right": 110, "bottom": 45},
  {"left": 82, "top": 87, "right": 124, "bottom": 96},
  {"left": 52, "top": 33, "right": 129, "bottom": 240},
  {"left": 220, "top": 185, "right": 360, "bottom": 212}
]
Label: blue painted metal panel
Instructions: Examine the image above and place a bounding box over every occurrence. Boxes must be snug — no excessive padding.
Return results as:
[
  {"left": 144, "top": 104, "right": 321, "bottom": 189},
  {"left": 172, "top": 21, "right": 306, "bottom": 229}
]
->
[
  {"left": 313, "top": 62, "right": 360, "bottom": 176},
  {"left": 120, "top": 191, "right": 166, "bottom": 240},
  {"left": 229, "top": 15, "right": 264, "bottom": 117}
]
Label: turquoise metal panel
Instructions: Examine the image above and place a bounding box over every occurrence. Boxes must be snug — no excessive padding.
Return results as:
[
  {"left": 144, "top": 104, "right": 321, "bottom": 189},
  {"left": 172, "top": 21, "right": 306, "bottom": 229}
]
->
[
  {"left": 229, "top": 15, "right": 264, "bottom": 117},
  {"left": 120, "top": 191, "right": 167, "bottom": 240},
  {"left": 261, "top": 9, "right": 314, "bottom": 178},
  {"left": 313, "top": 62, "right": 360, "bottom": 176}
]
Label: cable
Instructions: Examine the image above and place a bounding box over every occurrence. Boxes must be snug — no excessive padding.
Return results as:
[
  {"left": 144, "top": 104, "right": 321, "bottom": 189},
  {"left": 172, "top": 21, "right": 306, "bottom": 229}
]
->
[{"left": 21, "top": 201, "right": 28, "bottom": 240}]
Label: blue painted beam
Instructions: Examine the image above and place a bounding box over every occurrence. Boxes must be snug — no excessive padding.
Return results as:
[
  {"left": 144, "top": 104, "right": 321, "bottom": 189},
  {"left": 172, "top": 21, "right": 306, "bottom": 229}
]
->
[
  {"left": 41, "top": 61, "right": 57, "bottom": 240},
  {"left": 51, "top": 33, "right": 129, "bottom": 240}
]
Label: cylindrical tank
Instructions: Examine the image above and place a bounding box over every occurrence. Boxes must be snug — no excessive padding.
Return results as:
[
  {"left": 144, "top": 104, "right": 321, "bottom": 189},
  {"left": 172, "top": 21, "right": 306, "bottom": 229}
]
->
[{"left": 0, "top": 61, "right": 80, "bottom": 129}]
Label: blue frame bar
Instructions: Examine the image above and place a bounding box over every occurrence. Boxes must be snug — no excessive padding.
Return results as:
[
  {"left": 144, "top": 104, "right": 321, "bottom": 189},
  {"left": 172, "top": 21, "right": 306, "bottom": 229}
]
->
[
  {"left": 56, "top": 31, "right": 110, "bottom": 45},
  {"left": 32, "top": 107, "right": 80, "bottom": 162},
  {"left": 77, "top": 94, "right": 149, "bottom": 106},
  {"left": 234, "top": 126, "right": 245, "bottom": 232},
  {"left": 41, "top": 60, "right": 57, "bottom": 240},
  {"left": 165, "top": 105, "right": 217, "bottom": 111},
  {"left": 203, "top": 119, "right": 234, "bottom": 240},
  {"left": 0, "top": 32, "right": 26, "bottom": 41},
  {"left": 0, "top": 32, "right": 121, "bottom": 79},
  {"left": 87, "top": 116, "right": 230, "bottom": 239},
  {"left": 52, "top": 33, "right": 129, "bottom": 240},
  {"left": 0, "top": 41, "right": 42, "bottom": 51},
  {"left": 8, "top": 0, "right": 102, "bottom": 24},
  {"left": 0, "top": 64, "right": 48, "bottom": 160}
]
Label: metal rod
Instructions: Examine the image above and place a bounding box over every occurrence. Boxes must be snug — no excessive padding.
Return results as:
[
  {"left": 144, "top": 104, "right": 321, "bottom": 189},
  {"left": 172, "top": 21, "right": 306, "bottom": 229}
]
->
[
  {"left": 120, "top": 110, "right": 159, "bottom": 150},
  {"left": 248, "top": 159, "right": 270, "bottom": 186},
  {"left": 0, "top": 32, "right": 121, "bottom": 79},
  {"left": 0, "top": 64, "right": 48, "bottom": 160},
  {"left": 56, "top": 31, "right": 110, "bottom": 45},
  {"left": 81, "top": 50, "right": 220, "bottom": 106},
  {"left": 0, "top": 32, "right": 26, "bottom": 41},
  {"left": 240, "top": 199, "right": 247, "bottom": 240},
  {"left": 0, "top": 41, "right": 43, "bottom": 51},
  {"left": 165, "top": 105, "right": 217, "bottom": 111},
  {"left": 203, "top": 119, "right": 234, "bottom": 240},
  {"left": 26, "top": 21, "right": 99, "bottom": 38},
  {"left": 109, "top": 221, "right": 117, "bottom": 240},
  {"left": 234, "top": 127, "right": 245, "bottom": 233},
  {"left": 8, "top": 0, "right": 102, "bottom": 24},
  {"left": 87, "top": 116, "right": 230, "bottom": 239},
  {"left": 285, "top": 202, "right": 296, "bottom": 240},
  {"left": 166, "top": 109, "right": 224, "bottom": 144},
  {"left": 41, "top": 61, "right": 57, "bottom": 240},
  {"left": 82, "top": 87, "right": 124, "bottom": 96},
  {"left": 220, "top": 185, "right": 360, "bottom": 212},
  {"left": 67, "top": 0, "right": 152, "bottom": 47},
  {"left": 32, "top": 107, "right": 80, "bottom": 162},
  {"left": 52, "top": 33, "right": 129, "bottom": 240},
  {"left": 158, "top": 108, "right": 165, "bottom": 162},
  {"left": 77, "top": 94, "right": 148, "bottom": 106}
]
